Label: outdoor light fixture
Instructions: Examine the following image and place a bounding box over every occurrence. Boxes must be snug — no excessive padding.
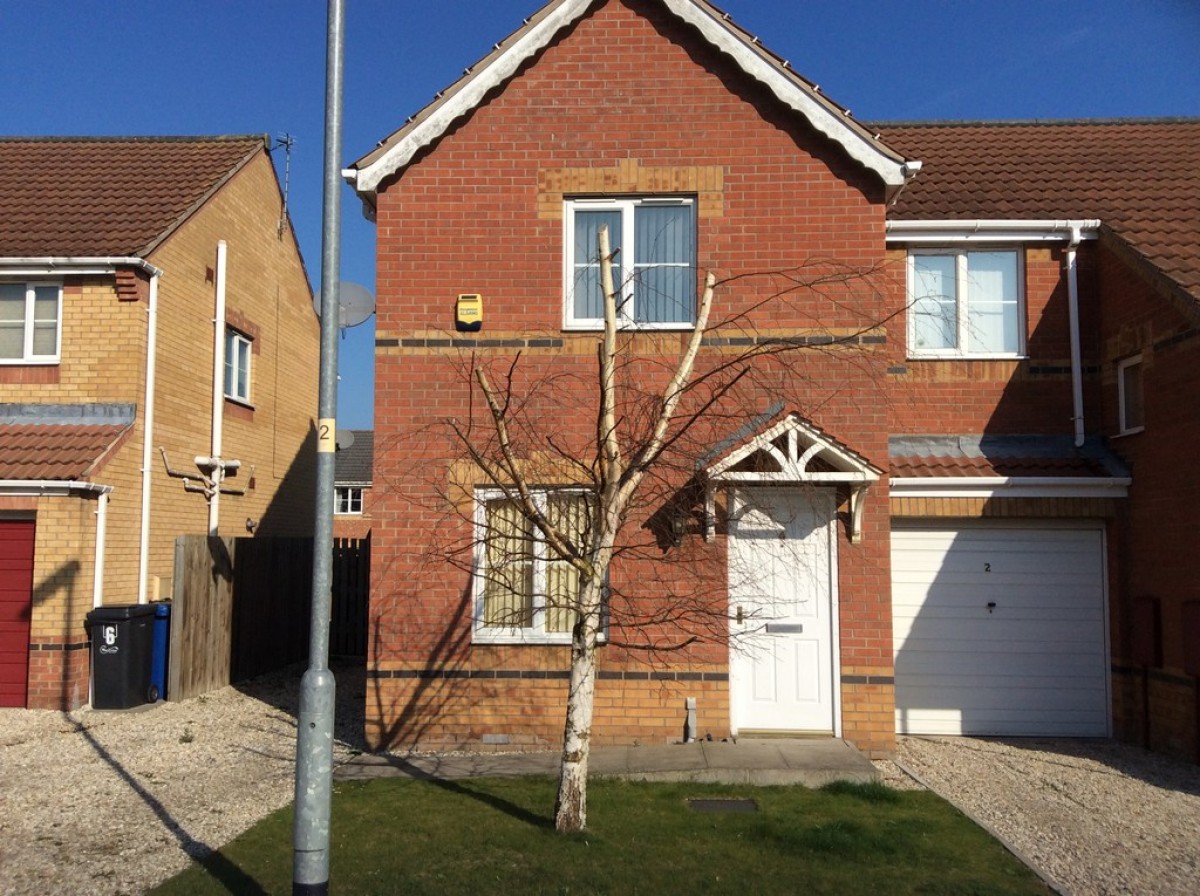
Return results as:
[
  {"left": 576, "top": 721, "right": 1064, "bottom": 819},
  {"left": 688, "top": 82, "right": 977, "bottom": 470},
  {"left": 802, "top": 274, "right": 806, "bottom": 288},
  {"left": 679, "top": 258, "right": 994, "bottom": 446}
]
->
[{"left": 670, "top": 509, "right": 689, "bottom": 546}]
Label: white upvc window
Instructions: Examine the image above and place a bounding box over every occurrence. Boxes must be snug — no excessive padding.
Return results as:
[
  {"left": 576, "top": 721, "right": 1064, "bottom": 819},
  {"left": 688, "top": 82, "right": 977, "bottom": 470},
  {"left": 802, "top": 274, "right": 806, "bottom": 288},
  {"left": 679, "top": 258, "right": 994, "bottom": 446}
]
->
[
  {"left": 908, "top": 249, "right": 1024, "bottom": 358},
  {"left": 564, "top": 197, "right": 697, "bottom": 329},
  {"left": 335, "top": 486, "right": 364, "bottom": 515},
  {"left": 1118, "top": 354, "right": 1145, "bottom": 434},
  {"left": 473, "top": 488, "right": 598, "bottom": 645},
  {"left": 224, "top": 328, "right": 252, "bottom": 403},
  {"left": 0, "top": 282, "right": 62, "bottom": 364}
]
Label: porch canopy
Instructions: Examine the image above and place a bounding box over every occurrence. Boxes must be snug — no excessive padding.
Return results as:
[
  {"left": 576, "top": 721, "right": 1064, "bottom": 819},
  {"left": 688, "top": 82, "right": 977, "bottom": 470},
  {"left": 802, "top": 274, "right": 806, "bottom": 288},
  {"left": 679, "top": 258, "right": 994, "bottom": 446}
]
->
[{"left": 702, "top": 412, "right": 882, "bottom": 542}]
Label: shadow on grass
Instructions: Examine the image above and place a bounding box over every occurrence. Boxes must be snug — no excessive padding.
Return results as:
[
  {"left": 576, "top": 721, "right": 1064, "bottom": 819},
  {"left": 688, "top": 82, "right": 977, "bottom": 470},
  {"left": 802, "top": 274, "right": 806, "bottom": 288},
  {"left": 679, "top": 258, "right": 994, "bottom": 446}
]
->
[
  {"left": 374, "top": 754, "right": 554, "bottom": 829},
  {"left": 72, "top": 719, "right": 268, "bottom": 894}
]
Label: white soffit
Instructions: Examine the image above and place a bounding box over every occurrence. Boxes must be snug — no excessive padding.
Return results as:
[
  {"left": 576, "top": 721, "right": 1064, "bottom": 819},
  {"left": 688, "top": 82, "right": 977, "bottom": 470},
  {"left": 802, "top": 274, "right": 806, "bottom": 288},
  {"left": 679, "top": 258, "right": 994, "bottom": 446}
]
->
[
  {"left": 890, "top": 476, "right": 1130, "bottom": 500},
  {"left": 886, "top": 219, "right": 1103, "bottom": 244},
  {"left": 347, "top": 0, "right": 912, "bottom": 197}
]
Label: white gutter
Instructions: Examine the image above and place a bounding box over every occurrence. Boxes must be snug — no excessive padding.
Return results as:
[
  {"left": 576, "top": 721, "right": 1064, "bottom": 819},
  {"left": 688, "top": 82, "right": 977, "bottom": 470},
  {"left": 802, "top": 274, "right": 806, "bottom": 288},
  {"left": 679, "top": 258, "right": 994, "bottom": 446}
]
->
[
  {"left": 93, "top": 491, "right": 109, "bottom": 609},
  {"left": 1066, "top": 224, "right": 1087, "bottom": 447},
  {"left": 209, "top": 241, "right": 227, "bottom": 536},
  {"left": 890, "top": 476, "right": 1130, "bottom": 500},
  {"left": 135, "top": 272, "right": 161, "bottom": 605},
  {"left": 0, "top": 257, "right": 163, "bottom": 277},
  {"left": 0, "top": 481, "right": 114, "bottom": 497},
  {"left": 885, "top": 219, "right": 1102, "bottom": 243}
]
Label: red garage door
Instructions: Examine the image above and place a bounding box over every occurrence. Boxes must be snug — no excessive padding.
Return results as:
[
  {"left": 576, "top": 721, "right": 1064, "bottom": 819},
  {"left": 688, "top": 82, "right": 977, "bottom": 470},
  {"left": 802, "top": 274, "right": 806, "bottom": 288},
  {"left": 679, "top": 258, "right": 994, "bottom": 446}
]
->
[{"left": 0, "top": 519, "right": 36, "bottom": 708}]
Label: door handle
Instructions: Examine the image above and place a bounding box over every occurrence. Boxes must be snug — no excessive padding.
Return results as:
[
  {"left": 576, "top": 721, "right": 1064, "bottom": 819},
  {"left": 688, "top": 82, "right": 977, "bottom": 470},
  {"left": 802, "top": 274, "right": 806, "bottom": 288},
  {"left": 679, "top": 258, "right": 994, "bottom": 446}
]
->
[{"left": 736, "top": 605, "right": 744, "bottom": 624}]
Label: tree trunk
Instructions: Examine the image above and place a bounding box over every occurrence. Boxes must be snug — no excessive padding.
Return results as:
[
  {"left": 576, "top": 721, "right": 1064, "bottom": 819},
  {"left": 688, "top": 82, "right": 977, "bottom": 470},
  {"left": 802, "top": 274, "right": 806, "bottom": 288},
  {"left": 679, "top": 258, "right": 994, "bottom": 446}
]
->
[{"left": 554, "top": 577, "right": 603, "bottom": 832}]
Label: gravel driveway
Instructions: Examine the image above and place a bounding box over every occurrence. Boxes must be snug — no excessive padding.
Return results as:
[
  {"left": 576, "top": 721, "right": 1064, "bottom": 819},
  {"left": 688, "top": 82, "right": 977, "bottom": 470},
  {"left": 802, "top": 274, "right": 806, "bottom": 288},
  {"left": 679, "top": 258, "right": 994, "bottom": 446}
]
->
[
  {"left": 3, "top": 667, "right": 1200, "bottom": 895},
  {"left": 894, "top": 735, "right": 1200, "bottom": 896},
  {"left": 0, "top": 661, "right": 366, "bottom": 896}
]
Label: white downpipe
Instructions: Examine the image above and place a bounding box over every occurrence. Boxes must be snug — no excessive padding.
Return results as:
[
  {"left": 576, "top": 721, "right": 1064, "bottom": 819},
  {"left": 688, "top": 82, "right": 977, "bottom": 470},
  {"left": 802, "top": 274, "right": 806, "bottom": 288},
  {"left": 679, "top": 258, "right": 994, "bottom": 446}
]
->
[
  {"left": 93, "top": 491, "right": 109, "bottom": 609},
  {"left": 136, "top": 273, "right": 160, "bottom": 605},
  {"left": 209, "top": 241, "right": 227, "bottom": 536},
  {"left": 1066, "top": 225, "right": 1086, "bottom": 447}
]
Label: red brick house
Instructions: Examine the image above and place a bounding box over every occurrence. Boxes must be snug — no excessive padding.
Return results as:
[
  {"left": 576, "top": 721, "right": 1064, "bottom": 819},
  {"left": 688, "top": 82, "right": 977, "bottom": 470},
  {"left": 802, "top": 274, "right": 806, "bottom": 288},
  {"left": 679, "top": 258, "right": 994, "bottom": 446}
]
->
[{"left": 345, "top": 0, "right": 1200, "bottom": 760}]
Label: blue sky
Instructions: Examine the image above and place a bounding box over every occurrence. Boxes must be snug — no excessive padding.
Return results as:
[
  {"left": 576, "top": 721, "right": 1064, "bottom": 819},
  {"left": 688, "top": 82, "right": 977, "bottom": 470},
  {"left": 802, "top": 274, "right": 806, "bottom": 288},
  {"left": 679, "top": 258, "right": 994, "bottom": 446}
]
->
[{"left": 4, "top": 0, "right": 1198, "bottom": 428}]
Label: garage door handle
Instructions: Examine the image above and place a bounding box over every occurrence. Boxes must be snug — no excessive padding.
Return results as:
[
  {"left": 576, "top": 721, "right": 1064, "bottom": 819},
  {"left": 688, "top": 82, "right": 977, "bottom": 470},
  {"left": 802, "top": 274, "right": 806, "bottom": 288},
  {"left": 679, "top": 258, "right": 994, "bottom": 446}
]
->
[{"left": 987, "top": 602, "right": 996, "bottom": 613}]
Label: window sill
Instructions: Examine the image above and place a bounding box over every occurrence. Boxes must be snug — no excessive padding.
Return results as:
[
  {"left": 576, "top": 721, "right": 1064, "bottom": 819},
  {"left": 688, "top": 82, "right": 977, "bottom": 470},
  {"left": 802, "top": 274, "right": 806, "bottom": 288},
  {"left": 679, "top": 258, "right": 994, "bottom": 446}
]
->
[
  {"left": 907, "top": 353, "right": 1027, "bottom": 362},
  {"left": 473, "top": 630, "right": 607, "bottom": 647},
  {"left": 224, "top": 396, "right": 255, "bottom": 422},
  {"left": 0, "top": 358, "right": 59, "bottom": 366},
  {"left": 564, "top": 322, "right": 697, "bottom": 333}
]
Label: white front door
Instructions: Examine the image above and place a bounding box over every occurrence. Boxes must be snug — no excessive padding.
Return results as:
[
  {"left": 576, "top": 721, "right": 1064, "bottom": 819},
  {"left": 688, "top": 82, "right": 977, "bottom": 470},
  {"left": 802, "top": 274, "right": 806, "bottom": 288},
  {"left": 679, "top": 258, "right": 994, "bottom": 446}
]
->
[{"left": 729, "top": 488, "right": 836, "bottom": 734}]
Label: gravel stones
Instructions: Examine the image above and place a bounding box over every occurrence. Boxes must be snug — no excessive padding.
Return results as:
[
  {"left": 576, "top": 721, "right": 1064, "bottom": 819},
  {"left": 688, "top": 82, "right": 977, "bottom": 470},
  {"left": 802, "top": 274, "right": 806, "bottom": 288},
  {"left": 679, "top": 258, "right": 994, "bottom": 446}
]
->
[
  {"left": 894, "top": 735, "right": 1200, "bottom": 896},
  {"left": 0, "top": 661, "right": 364, "bottom": 896}
]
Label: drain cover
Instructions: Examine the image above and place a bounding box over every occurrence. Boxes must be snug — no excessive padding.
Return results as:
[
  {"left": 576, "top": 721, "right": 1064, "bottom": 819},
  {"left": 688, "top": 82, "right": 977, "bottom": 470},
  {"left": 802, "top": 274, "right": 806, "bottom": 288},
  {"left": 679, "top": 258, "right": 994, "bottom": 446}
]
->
[{"left": 686, "top": 798, "right": 758, "bottom": 813}]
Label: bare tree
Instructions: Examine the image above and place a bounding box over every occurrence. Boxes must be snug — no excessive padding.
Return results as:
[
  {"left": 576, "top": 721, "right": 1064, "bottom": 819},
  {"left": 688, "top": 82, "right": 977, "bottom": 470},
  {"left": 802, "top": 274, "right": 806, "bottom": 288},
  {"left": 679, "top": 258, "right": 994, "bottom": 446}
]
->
[{"left": 419, "top": 223, "right": 896, "bottom": 832}]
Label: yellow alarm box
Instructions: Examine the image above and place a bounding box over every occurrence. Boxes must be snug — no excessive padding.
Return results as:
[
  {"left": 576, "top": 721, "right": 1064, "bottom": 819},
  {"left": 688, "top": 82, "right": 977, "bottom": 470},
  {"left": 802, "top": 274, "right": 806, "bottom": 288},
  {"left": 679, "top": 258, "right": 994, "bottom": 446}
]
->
[{"left": 456, "top": 294, "right": 483, "bottom": 332}]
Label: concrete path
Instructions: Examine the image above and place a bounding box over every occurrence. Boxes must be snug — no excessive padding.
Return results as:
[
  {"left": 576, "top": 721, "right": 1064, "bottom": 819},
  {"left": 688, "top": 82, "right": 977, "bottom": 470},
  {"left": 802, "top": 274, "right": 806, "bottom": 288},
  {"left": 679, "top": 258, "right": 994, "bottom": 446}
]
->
[{"left": 335, "top": 737, "right": 878, "bottom": 787}]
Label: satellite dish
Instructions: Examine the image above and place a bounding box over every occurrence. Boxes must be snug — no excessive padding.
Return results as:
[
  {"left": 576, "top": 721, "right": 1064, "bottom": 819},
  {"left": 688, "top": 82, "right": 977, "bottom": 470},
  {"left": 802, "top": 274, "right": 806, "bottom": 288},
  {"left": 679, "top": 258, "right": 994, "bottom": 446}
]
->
[
  {"left": 335, "top": 429, "right": 356, "bottom": 451},
  {"left": 315, "top": 281, "right": 374, "bottom": 328}
]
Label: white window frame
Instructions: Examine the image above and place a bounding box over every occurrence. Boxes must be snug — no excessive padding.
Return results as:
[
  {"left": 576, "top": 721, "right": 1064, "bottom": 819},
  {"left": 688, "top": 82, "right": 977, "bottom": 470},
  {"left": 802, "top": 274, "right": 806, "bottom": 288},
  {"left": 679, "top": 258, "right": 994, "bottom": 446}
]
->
[
  {"left": 0, "top": 281, "right": 62, "bottom": 364},
  {"left": 224, "top": 328, "right": 253, "bottom": 404},
  {"left": 335, "top": 485, "right": 365, "bottom": 515},
  {"left": 472, "top": 487, "right": 603, "bottom": 645},
  {"left": 1117, "top": 354, "right": 1145, "bottom": 434},
  {"left": 907, "top": 248, "right": 1025, "bottom": 359},
  {"left": 563, "top": 196, "right": 697, "bottom": 331}
]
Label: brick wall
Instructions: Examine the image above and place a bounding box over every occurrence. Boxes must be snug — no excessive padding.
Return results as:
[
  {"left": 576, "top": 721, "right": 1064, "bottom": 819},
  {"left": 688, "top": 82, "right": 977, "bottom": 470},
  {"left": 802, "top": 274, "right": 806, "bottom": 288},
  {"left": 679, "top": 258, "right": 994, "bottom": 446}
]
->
[
  {"left": 1097, "top": 241, "right": 1200, "bottom": 760},
  {"left": 369, "top": 1, "right": 897, "bottom": 752}
]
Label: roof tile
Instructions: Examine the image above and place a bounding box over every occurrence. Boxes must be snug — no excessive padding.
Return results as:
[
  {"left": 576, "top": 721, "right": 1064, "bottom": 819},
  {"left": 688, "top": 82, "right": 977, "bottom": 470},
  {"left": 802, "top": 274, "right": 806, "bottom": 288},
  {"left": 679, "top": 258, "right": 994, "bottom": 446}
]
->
[
  {"left": 0, "top": 136, "right": 267, "bottom": 257},
  {"left": 0, "top": 424, "right": 132, "bottom": 480},
  {"left": 876, "top": 120, "right": 1200, "bottom": 303}
]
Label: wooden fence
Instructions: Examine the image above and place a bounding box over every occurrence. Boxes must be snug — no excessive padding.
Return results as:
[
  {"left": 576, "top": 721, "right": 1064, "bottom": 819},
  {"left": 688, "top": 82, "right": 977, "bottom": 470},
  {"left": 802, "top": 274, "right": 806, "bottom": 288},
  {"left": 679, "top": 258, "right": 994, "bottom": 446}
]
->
[
  {"left": 169, "top": 534, "right": 370, "bottom": 701},
  {"left": 331, "top": 534, "right": 370, "bottom": 657}
]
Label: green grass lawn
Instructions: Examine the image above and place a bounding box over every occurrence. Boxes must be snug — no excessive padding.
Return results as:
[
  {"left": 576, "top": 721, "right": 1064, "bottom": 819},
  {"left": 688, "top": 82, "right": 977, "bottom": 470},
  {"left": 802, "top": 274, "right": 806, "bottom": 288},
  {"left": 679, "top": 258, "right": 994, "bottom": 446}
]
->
[{"left": 152, "top": 777, "right": 1050, "bottom": 895}]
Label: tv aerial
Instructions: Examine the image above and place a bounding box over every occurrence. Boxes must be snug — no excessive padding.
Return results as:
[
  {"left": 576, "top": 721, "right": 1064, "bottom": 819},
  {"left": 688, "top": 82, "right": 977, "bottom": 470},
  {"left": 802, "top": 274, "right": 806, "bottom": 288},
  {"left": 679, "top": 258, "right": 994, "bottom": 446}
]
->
[{"left": 315, "top": 281, "right": 374, "bottom": 328}]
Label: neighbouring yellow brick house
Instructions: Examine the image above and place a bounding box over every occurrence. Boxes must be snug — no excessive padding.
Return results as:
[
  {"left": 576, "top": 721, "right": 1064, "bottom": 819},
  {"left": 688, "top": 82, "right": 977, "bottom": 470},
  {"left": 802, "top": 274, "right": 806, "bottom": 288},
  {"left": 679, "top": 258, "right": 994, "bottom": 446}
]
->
[{"left": 0, "top": 136, "right": 318, "bottom": 709}]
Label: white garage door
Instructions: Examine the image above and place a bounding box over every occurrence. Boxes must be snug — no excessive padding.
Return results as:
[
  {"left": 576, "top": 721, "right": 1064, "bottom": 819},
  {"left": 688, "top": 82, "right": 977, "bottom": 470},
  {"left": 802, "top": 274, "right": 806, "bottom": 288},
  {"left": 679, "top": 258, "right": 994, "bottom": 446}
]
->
[{"left": 892, "top": 524, "right": 1109, "bottom": 737}]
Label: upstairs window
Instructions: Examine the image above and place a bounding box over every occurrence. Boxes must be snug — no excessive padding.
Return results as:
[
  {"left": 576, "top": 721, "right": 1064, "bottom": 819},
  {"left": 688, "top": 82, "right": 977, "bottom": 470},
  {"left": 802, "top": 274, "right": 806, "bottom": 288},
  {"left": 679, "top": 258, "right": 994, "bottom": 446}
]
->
[
  {"left": 908, "top": 250, "right": 1023, "bottom": 357},
  {"left": 0, "top": 282, "right": 61, "bottom": 363},
  {"left": 474, "top": 489, "right": 598, "bottom": 644},
  {"left": 224, "top": 328, "right": 252, "bottom": 404},
  {"left": 565, "top": 197, "right": 696, "bottom": 329},
  {"left": 1118, "top": 354, "right": 1144, "bottom": 434},
  {"left": 335, "top": 486, "right": 364, "bottom": 515}
]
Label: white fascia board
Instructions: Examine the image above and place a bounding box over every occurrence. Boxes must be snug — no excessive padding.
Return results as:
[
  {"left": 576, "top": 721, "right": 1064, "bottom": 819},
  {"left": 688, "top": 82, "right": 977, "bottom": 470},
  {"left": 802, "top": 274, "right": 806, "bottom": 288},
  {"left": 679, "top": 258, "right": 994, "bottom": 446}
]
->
[
  {"left": 890, "top": 476, "right": 1130, "bottom": 500},
  {"left": 349, "top": 0, "right": 911, "bottom": 197},
  {"left": 0, "top": 480, "right": 113, "bottom": 497},
  {"left": 0, "top": 257, "right": 163, "bottom": 277},
  {"left": 660, "top": 0, "right": 907, "bottom": 188},
  {"left": 886, "top": 220, "right": 1102, "bottom": 244},
  {"left": 351, "top": 0, "right": 593, "bottom": 196}
]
